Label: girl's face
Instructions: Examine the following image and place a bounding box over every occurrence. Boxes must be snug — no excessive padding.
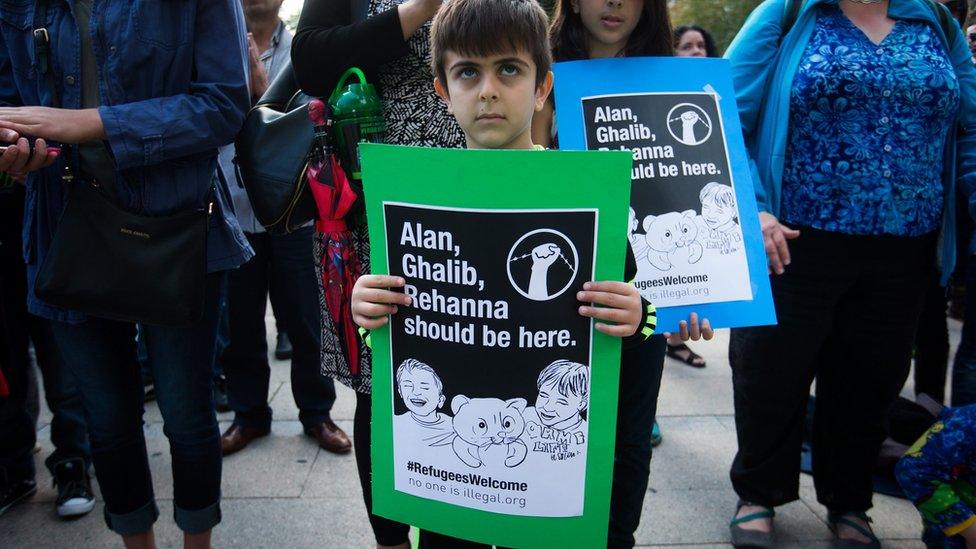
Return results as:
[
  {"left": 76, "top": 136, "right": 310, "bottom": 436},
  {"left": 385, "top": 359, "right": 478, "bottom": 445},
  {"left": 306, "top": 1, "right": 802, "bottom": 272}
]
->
[
  {"left": 676, "top": 30, "right": 707, "bottom": 57},
  {"left": 572, "top": 0, "right": 644, "bottom": 59}
]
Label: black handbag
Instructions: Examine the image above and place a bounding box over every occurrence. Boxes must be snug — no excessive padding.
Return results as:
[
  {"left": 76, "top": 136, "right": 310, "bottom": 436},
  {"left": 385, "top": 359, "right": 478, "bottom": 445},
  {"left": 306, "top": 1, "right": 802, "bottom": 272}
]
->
[
  {"left": 233, "top": 61, "right": 318, "bottom": 235},
  {"left": 31, "top": 1, "right": 211, "bottom": 326},
  {"left": 34, "top": 179, "right": 210, "bottom": 325},
  {"left": 234, "top": 0, "right": 371, "bottom": 235}
]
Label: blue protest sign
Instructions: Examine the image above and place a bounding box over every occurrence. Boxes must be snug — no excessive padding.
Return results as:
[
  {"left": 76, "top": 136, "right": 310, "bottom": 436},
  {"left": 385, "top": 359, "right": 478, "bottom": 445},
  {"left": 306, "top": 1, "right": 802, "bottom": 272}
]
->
[{"left": 554, "top": 57, "right": 776, "bottom": 332}]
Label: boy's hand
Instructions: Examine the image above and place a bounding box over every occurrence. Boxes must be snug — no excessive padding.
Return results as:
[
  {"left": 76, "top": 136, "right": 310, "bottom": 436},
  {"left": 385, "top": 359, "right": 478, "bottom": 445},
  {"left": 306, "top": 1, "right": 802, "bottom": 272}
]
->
[
  {"left": 577, "top": 281, "right": 641, "bottom": 337},
  {"left": 664, "top": 313, "right": 714, "bottom": 342},
  {"left": 351, "top": 275, "right": 412, "bottom": 330}
]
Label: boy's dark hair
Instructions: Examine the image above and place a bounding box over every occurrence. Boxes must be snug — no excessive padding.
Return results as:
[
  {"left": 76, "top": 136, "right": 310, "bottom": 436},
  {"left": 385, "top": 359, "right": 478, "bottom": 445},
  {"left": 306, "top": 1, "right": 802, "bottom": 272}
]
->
[
  {"left": 550, "top": 0, "right": 673, "bottom": 61},
  {"left": 431, "top": 0, "right": 552, "bottom": 88}
]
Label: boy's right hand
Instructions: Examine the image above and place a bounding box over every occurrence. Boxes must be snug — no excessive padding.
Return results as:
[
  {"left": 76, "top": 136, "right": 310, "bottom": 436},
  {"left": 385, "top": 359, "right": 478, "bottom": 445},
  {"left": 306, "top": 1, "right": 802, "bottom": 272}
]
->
[{"left": 351, "top": 275, "right": 412, "bottom": 329}]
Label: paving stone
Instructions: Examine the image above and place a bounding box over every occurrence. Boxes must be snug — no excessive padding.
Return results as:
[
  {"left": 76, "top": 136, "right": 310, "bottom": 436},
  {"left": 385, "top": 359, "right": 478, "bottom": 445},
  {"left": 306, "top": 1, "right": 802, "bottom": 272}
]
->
[
  {"left": 9, "top": 303, "right": 954, "bottom": 548},
  {"left": 635, "top": 488, "right": 830, "bottom": 545},
  {"left": 650, "top": 417, "right": 736, "bottom": 491},
  {"left": 218, "top": 420, "right": 320, "bottom": 499}
]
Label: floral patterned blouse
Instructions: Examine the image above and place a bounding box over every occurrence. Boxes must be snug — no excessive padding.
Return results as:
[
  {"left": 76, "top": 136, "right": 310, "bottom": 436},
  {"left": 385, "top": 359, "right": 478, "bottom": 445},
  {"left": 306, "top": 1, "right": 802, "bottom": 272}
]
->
[{"left": 782, "top": 4, "right": 960, "bottom": 236}]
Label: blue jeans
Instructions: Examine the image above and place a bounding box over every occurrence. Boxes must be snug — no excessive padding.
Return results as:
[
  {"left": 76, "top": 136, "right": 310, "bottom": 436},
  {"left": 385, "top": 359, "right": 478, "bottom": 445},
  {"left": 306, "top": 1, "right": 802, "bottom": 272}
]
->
[
  {"left": 51, "top": 272, "right": 226, "bottom": 536},
  {"left": 953, "top": 254, "right": 976, "bottom": 406},
  {"left": 221, "top": 227, "right": 336, "bottom": 431}
]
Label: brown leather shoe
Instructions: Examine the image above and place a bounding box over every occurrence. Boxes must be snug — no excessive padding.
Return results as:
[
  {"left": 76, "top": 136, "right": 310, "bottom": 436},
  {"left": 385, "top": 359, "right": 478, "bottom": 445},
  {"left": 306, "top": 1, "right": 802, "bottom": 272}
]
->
[
  {"left": 221, "top": 424, "right": 270, "bottom": 456},
  {"left": 304, "top": 420, "right": 352, "bottom": 454}
]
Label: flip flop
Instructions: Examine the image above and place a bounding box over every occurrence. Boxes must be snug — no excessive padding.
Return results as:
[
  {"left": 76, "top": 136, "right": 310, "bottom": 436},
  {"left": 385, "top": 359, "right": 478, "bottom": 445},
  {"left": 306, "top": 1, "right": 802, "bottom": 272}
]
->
[
  {"left": 666, "top": 342, "right": 707, "bottom": 368},
  {"left": 730, "top": 500, "right": 775, "bottom": 549},
  {"left": 827, "top": 511, "right": 881, "bottom": 548}
]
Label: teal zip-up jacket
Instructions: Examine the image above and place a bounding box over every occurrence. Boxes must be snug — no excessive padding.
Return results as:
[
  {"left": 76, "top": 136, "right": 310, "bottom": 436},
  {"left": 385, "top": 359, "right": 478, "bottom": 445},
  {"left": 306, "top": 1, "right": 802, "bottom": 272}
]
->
[{"left": 725, "top": 0, "right": 976, "bottom": 284}]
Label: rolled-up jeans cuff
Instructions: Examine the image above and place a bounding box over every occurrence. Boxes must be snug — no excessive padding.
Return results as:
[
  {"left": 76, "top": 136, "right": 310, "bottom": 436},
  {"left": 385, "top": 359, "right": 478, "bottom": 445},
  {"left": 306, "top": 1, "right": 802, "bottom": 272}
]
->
[
  {"left": 104, "top": 500, "right": 159, "bottom": 536},
  {"left": 175, "top": 501, "right": 221, "bottom": 534}
]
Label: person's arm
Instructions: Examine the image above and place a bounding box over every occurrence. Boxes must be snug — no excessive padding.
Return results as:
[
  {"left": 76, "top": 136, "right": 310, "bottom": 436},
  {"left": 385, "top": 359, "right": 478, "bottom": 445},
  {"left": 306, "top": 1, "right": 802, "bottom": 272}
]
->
[
  {"left": 92, "top": 0, "right": 250, "bottom": 169},
  {"left": 725, "top": 1, "right": 801, "bottom": 275},
  {"left": 291, "top": 0, "right": 440, "bottom": 97},
  {"left": 0, "top": 29, "right": 57, "bottom": 176},
  {"left": 724, "top": 0, "right": 787, "bottom": 139},
  {"left": 948, "top": 13, "right": 976, "bottom": 222},
  {"left": 895, "top": 408, "right": 976, "bottom": 540}
]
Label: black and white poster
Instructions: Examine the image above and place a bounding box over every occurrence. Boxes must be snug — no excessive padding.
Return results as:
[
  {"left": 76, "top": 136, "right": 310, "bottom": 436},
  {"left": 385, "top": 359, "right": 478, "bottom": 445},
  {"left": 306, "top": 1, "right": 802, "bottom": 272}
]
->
[
  {"left": 384, "top": 203, "right": 599, "bottom": 517},
  {"left": 582, "top": 92, "right": 752, "bottom": 307}
]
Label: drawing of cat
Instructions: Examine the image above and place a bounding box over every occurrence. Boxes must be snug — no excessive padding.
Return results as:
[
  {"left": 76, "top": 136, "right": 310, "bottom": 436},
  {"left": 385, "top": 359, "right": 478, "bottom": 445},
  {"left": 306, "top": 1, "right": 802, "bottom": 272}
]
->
[
  {"left": 451, "top": 395, "right": 528, "bottom": 469},
  {"left": 642, "top": 210, "right": 703, "bottom": 271}
]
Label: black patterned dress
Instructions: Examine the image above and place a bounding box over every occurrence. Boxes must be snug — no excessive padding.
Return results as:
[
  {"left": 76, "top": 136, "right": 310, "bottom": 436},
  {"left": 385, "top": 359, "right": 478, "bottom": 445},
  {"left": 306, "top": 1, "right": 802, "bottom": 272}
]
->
[{"left": 314, "top": 0, "right": 465, "bottom": 394}]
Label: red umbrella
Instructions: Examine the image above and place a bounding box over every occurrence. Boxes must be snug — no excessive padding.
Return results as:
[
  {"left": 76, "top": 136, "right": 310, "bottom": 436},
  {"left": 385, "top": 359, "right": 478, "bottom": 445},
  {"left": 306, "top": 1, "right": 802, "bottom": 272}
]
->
[{"left": 307, "top": 100, "right": 364, "bottom": 374}]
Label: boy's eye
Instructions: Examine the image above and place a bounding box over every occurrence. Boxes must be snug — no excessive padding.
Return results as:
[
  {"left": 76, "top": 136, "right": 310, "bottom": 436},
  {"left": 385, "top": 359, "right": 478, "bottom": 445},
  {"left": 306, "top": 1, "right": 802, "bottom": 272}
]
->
[
  {"left": 500, "top": 64, "right": 520, "bottom": 77},
  {"left": 459, "top": 67, "right": 478, "bottom": 79}
]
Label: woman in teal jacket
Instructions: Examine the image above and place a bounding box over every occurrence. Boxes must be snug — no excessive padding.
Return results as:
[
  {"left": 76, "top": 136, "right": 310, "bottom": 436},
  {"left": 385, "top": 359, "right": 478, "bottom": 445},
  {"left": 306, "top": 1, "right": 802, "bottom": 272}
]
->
[{"left": 725, "top": 0, "right": 976, "bottom": 547}]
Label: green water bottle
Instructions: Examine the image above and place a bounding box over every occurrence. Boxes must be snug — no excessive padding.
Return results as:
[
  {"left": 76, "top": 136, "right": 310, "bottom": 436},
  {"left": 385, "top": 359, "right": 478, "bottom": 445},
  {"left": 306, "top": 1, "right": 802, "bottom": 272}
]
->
[{"left": 328, "top": 67, "right": 385, "bottom": 182}]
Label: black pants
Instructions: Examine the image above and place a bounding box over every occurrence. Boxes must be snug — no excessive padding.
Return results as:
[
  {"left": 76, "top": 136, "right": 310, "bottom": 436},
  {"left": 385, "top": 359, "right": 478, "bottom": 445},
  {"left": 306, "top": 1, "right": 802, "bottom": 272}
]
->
[
  {"left": 730, "top": 228, "right": 934, "bottom": 512},
  {"left": 222, "top": 227, "right": 336, "bottom": 430},
  {"left": 913, "top": 268, "right": 949, "bottom": 403},
  {"left": 414, "top": 336, "right": 667, "bottom": 549},
  {"left": 354, "top": 390, "right": 411, "bottom": 546},
  {"left": 0, "top": 188, "right": 89, "bottom": 481}
]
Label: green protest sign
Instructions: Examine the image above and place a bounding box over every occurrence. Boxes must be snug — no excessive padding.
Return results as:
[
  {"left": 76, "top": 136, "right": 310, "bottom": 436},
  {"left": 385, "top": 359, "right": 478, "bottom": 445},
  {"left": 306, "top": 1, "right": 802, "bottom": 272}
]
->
[{"left": 361, "top": 144, "right": 633, "bottom": 548}]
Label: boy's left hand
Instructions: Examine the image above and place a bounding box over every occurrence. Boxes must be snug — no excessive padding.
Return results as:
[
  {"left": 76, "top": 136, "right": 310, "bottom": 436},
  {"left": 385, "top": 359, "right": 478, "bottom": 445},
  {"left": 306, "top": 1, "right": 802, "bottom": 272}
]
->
[{"left": 577, "top": 281, "right": 641, "bottom": 337}]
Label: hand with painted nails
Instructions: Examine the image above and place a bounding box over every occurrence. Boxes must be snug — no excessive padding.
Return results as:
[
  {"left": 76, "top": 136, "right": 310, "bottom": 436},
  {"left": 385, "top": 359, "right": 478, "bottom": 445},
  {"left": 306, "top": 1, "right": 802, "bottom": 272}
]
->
[
  {"left": 351, "top": 274, "right": 413, "bottom": 330},
  {"left": 664, "top": 312, "right": 714, "bottom": 342},
  {"left": 0, "top": 128, "right": 59, "bottom": 183},
  {"left": 577, "top": 280, "right": 642, "bottom": 338}
]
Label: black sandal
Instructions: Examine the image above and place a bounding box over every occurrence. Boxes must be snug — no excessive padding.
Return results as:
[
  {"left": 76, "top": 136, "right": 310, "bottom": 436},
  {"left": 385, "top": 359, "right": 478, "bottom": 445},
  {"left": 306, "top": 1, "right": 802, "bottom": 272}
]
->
[
  {"left": 730, "top": 500, "right": 775, "bottom": 548},
  {"left": 827, "top": 511, "right": 880, "bottom": 548},
  {"left": 666, "top": 342, "right": 707, "bottom": 368}
]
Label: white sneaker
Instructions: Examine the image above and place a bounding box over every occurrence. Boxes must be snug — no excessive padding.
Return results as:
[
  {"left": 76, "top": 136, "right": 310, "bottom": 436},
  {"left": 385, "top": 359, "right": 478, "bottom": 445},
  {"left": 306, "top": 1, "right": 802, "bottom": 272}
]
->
[{"left": 53, "top": 459, "right": 94, "bottom": 518}]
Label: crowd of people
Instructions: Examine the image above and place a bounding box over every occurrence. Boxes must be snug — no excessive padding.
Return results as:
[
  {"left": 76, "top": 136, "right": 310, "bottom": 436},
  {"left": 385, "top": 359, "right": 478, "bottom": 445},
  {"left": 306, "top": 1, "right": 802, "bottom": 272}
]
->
[{"left": 3, "top": 0, "right": 976, "bottom": 548}]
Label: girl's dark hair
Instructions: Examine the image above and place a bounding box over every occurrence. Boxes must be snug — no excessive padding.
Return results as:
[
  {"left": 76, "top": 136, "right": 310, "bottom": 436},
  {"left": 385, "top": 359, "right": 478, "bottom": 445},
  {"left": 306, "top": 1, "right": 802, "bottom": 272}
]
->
[
  {"left": 674, "top": 24, "right": 719, "bottom": 58},
  {"left": 549, "top": 0, "right": 673, "bottom": 61}
]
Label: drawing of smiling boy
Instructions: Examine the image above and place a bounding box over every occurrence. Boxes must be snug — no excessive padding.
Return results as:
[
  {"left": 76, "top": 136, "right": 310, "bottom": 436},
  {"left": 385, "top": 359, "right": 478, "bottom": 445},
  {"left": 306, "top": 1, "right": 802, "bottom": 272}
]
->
[{"left": 394, "top": 359, "right": 453, "bottom": 445}]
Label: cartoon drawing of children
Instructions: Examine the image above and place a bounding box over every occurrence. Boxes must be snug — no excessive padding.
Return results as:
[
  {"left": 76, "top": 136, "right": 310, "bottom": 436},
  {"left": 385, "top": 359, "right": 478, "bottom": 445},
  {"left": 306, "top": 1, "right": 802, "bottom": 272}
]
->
[
  {"left": 523, "top": 360, "right": 589, "bottom": 462},
  {"left": 393, "top": 359, "right": 454, "bottom": 446},
  {"left": 699, "top": 182, "right": 742, "bottom": 255}
]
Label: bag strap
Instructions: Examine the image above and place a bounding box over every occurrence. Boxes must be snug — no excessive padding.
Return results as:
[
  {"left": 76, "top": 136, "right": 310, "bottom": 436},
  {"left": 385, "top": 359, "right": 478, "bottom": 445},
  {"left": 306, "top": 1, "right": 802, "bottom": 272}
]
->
[
  {"left": 925, "top": 0, "right": 957, "bottom": 46},
  {"left": 352, "top": 0, "right": 369, "bottom": 24},
  {"left": 32, "top": 0, "right": 60, "bottom": 109},
  {"left": 781, "top": 0, "right": 802, "bottom": 42}
]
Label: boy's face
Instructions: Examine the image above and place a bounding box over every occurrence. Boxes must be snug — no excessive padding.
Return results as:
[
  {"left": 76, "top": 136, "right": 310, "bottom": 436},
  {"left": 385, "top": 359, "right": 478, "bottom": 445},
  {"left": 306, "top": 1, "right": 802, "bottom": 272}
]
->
[
  {"left": 535, "top": 379, "right": 585, "bottom": 427},
  {"left": 398, "top": 368, "right": 445, "bottom": 417},
  {"left": 434, "top": 49, "right": 553, "bottom": 150}
]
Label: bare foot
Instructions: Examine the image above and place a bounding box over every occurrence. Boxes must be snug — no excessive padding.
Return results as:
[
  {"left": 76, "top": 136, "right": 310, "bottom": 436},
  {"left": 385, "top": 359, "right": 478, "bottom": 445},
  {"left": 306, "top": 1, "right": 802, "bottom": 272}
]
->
[{"left": 735, "top": 504, "right": 772, "bottom": 533}]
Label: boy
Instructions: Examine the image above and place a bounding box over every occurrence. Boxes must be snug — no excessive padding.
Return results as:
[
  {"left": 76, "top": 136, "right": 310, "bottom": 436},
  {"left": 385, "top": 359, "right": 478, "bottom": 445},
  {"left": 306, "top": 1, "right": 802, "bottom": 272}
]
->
[
  {"left": 393, "top": 358, "right": 453, "bottom": 446},
  {"left": 351, "top": 0, "right": 708, "bottom": 546},
  {"left": 523, "top": 360, "right": 589, "bottom": 462}
]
